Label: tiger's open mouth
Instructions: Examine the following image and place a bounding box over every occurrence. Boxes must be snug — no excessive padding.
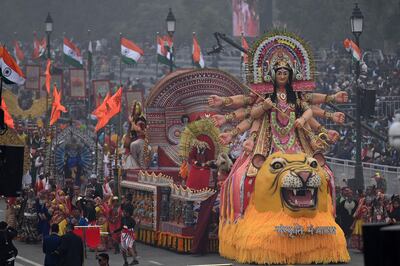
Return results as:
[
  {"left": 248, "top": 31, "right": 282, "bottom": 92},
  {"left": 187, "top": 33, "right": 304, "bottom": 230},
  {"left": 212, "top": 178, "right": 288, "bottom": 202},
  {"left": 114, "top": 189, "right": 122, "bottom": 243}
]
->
[{"left": 281, "top": 188, "right": 318, "bottom": 209}]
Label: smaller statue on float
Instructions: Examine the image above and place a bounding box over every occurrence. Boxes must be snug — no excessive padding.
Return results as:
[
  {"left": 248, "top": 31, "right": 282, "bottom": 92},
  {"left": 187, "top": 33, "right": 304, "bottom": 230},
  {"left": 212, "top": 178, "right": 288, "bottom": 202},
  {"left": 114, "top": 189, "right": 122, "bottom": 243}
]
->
[
  {"left": 64, "top": 136, "right": 83, "bottom": 185},
  {"left": 123, "top": 101, "right": 149, "bottom": 169}
]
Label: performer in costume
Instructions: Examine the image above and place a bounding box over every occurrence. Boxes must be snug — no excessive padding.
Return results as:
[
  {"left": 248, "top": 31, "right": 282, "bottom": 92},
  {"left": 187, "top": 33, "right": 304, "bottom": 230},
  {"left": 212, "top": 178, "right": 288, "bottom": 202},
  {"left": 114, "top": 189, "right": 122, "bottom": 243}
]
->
[
  {"left": 5, "top": 198, "right": 17, "bottom": 229},
  {"left": 36, "top": 192, "right": 51, "bottom": 239},
  {"left": 125, "top": 101, "right": 148, "bottom": 169},
  {"left": 108, "top": 196, "right": 122, "bottom": 254},
  {"left": 21, "top": 189, "right": 39, "bottom": 243},
  {"left": 113, "top": 208, "right": 138, "bottom": 266}
]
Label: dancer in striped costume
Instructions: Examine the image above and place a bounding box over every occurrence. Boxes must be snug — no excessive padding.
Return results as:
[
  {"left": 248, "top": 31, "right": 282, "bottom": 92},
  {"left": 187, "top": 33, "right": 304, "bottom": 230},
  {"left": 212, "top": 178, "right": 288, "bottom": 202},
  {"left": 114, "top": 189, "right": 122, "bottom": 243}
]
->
[{"left": 113, "top": 208, "right": 138, "bottom": 265}]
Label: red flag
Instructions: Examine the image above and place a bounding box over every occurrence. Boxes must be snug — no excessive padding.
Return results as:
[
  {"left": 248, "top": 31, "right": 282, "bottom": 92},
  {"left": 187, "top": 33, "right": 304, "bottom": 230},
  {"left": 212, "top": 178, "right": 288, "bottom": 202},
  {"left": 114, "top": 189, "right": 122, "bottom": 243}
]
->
[
  {"left": 73, "top": 227, "right": 101, "bottom": 248},
  {"left": 13, "top": 41, "right": 25, "bottom": 63},
  {"left": 50, "top": 85, "right": 67, "bottom": 125},
  {"left": 0, "top": 99, "right": 15, "bottom": 129},
  {"left": 94, "top": 87, "right": 122, "bottom": 132},
  {"left": 241, "top": 33, "right": 249, "bottom": 63},
  {"left": 45, "top": 59, "right": 51, "bottom": 94}
]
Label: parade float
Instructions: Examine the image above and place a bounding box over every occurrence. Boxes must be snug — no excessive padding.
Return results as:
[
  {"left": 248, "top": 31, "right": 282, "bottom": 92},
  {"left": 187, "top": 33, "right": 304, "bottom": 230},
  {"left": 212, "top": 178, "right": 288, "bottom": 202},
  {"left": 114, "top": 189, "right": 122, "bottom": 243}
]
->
[
  {"left": 121, "top": 31, "right": 351, "bottom": 264},
  {"left": 121, "top": 68, "right": 244, "bottom": 252}
]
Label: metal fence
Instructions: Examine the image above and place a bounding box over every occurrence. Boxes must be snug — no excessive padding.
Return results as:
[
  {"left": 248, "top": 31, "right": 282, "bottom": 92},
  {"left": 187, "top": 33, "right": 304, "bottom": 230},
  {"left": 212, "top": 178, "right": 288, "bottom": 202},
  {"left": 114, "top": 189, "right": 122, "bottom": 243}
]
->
[
  {"left": 326, "top": 156, "right": 400, "bottom": 195},
  {"left": 376, "top": 96, "right": 400, "bottom": 117}
]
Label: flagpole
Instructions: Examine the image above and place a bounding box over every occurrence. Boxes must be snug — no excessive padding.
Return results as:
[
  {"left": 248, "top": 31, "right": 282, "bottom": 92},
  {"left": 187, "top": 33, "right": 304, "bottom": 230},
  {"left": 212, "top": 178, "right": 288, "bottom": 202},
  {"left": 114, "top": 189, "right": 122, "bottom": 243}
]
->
[
  {"left": 87, "top": 29, "right": 92, "bottom": 118},
  {"left": 95, "top": 132, "right": 99, "bottom": 176},
  {"left": 0, "top": 76, "right": 3, "bottom": 110},
  {"left": 108, "top": 124, "right": 112, "bottom": 184},
  {"left": 50, "top": 124, "right": 55, "bottom": 183},
  {"left": 54, "top": 123, "right": 58, "bottom": 184},
  {"left": 32, "top": 31, "right": 36, "bottom": 61},
  {"left": 13, "top": 32, "right": 18, "bottom": 66},
  {"left": 62, "top": 32, "right": 66, "bottom": 69},
  {"left": 192, "top": 32, "right": 195, "bottom": 68},
  {"left": 156, "top": 32, "right": 159, "bottom": 78},
  {"left": 117, "top": 92, "right": 122, "bottom": 199},
  {"left": 117, "top": 33, "right": 123, "bottom": 196},
  {"left": 44, "top": 38, "right": 52, "bottom": 178},
  {"left": 0, "top": 76, "right": 6, "bottom": 134},
  {"left": 119, "top": 32, "right": 123, "bottom": 86}
]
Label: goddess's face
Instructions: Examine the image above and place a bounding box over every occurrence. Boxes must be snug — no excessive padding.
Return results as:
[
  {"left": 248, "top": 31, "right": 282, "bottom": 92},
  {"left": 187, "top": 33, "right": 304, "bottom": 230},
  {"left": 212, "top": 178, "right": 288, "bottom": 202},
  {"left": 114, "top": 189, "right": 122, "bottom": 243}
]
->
[{"left": 276, "top": 69, "right": 289, "bottom": 87}]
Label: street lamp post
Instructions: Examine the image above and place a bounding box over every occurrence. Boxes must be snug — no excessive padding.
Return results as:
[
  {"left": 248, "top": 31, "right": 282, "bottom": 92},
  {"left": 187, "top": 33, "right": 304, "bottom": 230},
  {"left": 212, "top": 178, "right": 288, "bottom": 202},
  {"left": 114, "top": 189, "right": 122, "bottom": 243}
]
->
[
  {"left": 166, "top": 8, "right": 176, "bottom": 73},
  {"left": 44, "top": 12, "right": 53, "bottom": 179},
  {"left": 45, "top": 12, "right": 53, "bottom": 60},
  {"left": 44, "top": 12, "right": 53, "bottom": 122},
  {"left": 350, "top": 3, "right": 364, "bottom": 191}
]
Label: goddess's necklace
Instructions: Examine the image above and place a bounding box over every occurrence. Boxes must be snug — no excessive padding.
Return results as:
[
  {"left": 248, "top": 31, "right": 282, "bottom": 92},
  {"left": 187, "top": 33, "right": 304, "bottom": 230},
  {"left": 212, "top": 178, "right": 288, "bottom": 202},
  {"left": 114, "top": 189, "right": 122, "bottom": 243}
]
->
[{"left": 277, "top": 92, "right": 287, "bottom": 101}]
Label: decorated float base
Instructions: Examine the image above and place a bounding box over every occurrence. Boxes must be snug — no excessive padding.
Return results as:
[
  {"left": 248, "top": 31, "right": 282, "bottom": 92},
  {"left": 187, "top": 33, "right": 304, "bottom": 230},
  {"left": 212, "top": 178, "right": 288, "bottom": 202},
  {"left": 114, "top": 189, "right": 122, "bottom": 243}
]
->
[
  {"left": 136, "top": 227, "right": 218, "bottom": 253},
  {"left": 121, "top": 171, "right": 219, "bottom": 254},
  {"left": 219, "top": 152, "right": 351, "bottom": 265},
  {"left": 219, "top": 204, "right": 350, "bottom": 264}
]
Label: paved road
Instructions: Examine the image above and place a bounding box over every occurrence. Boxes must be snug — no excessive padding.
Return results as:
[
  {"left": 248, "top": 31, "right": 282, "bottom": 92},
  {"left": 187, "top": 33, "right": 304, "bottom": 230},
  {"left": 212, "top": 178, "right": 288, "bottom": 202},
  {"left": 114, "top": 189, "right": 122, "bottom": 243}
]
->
[{"left": 1, "top": 198, "right": 364, "bottom": 266}]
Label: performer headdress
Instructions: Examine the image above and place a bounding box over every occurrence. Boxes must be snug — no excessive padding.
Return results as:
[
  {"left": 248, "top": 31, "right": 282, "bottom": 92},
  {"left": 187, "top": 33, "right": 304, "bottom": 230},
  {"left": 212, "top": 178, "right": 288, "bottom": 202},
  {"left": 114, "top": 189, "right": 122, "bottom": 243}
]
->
[{"left": 246, "top": 30, "right": 316, "bottom": 94}]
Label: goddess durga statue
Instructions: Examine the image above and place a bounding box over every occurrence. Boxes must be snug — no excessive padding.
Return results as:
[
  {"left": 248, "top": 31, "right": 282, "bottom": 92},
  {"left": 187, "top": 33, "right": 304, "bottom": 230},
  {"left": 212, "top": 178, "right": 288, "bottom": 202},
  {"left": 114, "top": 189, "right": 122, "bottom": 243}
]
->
[{"left": 208, "top": 31, "right": 348, "bottom": 219}]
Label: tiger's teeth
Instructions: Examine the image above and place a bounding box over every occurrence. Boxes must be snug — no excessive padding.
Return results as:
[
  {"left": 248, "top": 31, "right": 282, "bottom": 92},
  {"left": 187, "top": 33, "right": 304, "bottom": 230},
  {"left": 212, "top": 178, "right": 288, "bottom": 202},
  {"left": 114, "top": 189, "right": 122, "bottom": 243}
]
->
[
  {"left": 295, "top": 199, "right": 298, "bottom": 205},
  {"left": 293, "top": 189, "right": 297, "bottom": 196},
  {"left": 309, "top": 199, "right": 313, "bottom": 205},
  {"left": 310, "top": 189, "right": 314, "bottom": 195}
]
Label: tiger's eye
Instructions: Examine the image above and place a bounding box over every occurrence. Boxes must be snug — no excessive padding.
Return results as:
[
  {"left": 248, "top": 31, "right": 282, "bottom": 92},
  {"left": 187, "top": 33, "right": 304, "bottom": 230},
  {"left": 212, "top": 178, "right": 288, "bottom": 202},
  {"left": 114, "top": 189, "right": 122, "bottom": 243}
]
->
[
  {"left": 310, "top": 160, "right": 318, "bottom": 168},
  {"left": 272, "top": 161, "right": 284, "bottom": 170}
]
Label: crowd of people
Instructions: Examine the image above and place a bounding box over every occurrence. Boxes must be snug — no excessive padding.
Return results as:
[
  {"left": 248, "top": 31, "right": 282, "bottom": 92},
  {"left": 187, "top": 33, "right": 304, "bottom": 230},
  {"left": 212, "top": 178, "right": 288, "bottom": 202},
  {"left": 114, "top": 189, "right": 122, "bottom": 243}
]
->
[
  {"left": 317, "top": 46, "right": 400, "bottom": 166},
  {"left": 336, "top": 172, "right": 400, "bottom": 251},
  {"left": 3, "top": 181, "right": 140, "bottom": 265}
]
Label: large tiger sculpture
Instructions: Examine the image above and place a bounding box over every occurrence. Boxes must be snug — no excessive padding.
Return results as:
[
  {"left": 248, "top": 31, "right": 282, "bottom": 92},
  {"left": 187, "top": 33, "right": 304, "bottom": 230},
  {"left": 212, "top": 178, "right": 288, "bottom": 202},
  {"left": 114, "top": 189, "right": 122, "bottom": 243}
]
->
[{"left": 219, "top": 152, "right": 350, "bottom": 264}]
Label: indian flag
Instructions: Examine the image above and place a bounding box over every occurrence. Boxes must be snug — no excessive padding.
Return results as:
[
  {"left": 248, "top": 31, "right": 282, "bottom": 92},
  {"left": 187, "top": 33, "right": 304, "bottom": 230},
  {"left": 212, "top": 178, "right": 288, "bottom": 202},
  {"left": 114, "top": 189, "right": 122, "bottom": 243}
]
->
[
  {"left": 63, "top": 37, "right": 83, "bottom": 67},
  {"left": 32, "top": 34, "right": 46, "bottom": 60},
  {"left": 121, "top": 37, "right": 144, "bottom": 65},
  {"left": 13, "top": 40, "right": 25, "bottom": 65},
  {"left": 192, "top": 33, "right": 205, "bottom": 68},
  {"left": 157, "top": 34, "right": 169, "bottom": 65},
  {"left": 0, "top": 46, "right": 25, "bottom": 85},
  {"left": 158, "top": 34, "right": 175, "bottom": 67},
  {"left": 343, "top": 38, "right": 361, "bottom": 62}
]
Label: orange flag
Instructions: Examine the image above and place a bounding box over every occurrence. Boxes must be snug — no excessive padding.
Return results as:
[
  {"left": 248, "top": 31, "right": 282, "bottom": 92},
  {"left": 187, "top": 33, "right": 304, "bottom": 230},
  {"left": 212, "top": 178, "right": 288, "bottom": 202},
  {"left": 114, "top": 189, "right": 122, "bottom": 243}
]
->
[
  {"left": 92, "top": 92, "right": 110, "bottom": 119},
  {"left": 50, "top": 85, "right": 67, "bottom": 125},
  {"left": 45, "top": 59, "right": 51, "bottom": 94},
  {"left": 241, "top": 33, "right": 249, "bottom": 63},
  {"left": 0, "top": 99, "right": 15, "bottom": 129},
  {"left": 95, "top": 87, "right": 122, "bottom": 132},
  {"left": 106, "top": 87, "right": 122, "bottom": 118}
]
